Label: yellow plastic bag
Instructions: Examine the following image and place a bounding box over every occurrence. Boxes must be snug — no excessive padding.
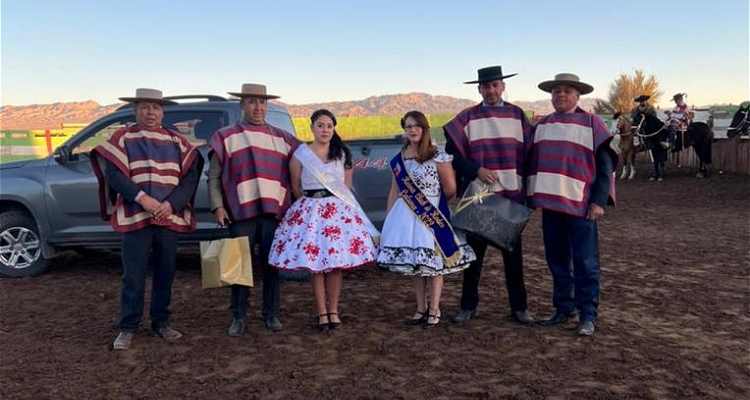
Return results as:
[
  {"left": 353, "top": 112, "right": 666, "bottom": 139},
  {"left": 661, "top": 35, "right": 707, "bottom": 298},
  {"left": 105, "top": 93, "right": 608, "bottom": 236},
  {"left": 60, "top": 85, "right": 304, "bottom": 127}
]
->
[{"left": 199, "top": 237, "right": 254, "bottom": 289}]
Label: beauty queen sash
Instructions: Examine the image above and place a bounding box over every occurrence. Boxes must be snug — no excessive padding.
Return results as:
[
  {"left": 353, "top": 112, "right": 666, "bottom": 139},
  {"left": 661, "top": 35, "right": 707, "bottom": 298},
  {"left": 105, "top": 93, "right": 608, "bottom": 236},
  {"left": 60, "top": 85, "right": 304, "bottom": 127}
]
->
[
  {"left": 294, "top": 144, "right": 380, "bottom": 242},
  {"left": 390, "top": 152, "right": 461, "bottom": 266}
]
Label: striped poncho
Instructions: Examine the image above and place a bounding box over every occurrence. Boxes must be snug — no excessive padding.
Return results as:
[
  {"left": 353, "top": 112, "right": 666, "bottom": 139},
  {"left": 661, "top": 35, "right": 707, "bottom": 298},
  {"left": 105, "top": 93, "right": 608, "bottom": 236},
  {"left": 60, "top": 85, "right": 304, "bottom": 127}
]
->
[
  {"left": 527, "top": 110, "right": 616, "bottom": 217},
  {"left": 443, "top": 102, "right": 532, "bottom": 203},
  {"left": 91, "top": 125, "right": 200, "bottom": 233},
  {"left": 209, "top": 121, "right": 300, "bottom": 222}
]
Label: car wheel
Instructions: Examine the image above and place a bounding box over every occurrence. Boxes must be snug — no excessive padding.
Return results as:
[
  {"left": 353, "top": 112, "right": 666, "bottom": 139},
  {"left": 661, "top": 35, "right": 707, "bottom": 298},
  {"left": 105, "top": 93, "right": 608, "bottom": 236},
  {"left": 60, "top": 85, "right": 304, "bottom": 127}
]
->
[{"left": 0, "top": 211, "right": 48, "bottom": 277}]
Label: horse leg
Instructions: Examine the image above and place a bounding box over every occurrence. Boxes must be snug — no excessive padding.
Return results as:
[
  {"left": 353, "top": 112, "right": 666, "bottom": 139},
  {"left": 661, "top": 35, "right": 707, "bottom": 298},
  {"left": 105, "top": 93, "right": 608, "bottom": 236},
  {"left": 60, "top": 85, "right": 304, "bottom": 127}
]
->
[
  {"left": 650, "top": 160, "right": 659, "bottom": 181},
  {"left": 628, "top": 154, "right": 636, "bottom": 179},
  {"left": 619, "top": 162, "right": 628, "bottom": 180}
]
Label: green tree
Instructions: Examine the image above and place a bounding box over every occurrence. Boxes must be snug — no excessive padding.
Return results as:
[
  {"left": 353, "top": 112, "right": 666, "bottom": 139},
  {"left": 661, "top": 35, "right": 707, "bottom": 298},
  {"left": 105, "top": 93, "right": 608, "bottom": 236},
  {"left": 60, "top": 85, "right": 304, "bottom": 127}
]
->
[{"left": 608, "top": 70, "right": 662, "bottom": 114}]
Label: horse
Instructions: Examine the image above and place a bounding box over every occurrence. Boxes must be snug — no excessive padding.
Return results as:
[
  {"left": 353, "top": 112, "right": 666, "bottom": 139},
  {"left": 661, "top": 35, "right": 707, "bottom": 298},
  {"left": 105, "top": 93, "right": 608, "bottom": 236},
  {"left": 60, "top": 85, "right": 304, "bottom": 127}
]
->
[
  {"left": 727, "top": 102, "right": 750, "bottom": 138},
  {"left": 672, "top": 120, "right": 713, "bottom": 177},
  {"left": 633, "top": 112, "right": 672, "bottom": 181},
  {"left": 611, "top": 113, "right": 638, "bottom": 179}
]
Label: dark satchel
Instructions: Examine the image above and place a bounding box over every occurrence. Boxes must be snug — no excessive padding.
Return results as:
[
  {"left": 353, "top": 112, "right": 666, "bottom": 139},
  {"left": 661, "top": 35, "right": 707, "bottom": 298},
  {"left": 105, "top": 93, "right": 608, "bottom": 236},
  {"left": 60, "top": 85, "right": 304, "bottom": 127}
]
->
[{"left": 451, "top": 180, "right": 533, "bottom": 252}]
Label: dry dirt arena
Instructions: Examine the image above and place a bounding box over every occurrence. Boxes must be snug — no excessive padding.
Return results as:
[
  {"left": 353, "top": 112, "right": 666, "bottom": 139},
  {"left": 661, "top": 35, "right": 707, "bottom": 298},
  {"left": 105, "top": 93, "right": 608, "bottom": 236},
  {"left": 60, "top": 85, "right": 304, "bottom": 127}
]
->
[{"left": 1, "top": 163, "right": 748, "bottom": 400}]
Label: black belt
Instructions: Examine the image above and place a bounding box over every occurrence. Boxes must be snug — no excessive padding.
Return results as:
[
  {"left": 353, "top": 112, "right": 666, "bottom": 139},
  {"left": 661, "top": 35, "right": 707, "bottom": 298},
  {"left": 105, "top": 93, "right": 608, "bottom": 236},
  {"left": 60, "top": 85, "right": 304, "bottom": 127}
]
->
[{"left": 303, "top": 189, "right": 334, "bottom": 198}]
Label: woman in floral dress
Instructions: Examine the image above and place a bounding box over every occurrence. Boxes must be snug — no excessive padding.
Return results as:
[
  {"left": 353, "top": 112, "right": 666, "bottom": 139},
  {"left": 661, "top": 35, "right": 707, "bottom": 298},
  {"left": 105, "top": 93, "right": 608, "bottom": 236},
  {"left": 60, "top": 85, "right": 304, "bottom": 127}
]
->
[
  {"left": 377, "top": 111, "right": 475, "bottom": 329},
  {"left": 269, "top": 109, "right": 378, "bottom": 332}
]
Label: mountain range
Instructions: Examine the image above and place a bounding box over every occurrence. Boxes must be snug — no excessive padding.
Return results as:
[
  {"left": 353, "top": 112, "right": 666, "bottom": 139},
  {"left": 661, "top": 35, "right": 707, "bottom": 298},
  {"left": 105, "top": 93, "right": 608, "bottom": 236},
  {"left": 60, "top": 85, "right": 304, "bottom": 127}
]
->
[{"left": 0, "top": 93, "right": 600, "bottom": 130}]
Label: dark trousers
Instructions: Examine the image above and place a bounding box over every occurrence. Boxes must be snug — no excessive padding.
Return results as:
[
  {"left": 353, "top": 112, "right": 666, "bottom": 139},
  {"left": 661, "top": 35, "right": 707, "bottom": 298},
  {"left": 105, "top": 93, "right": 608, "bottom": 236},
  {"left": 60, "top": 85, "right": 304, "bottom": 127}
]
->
[
  {"left": 459, "top": 234, "right": 528, "bottom": 313},
  {"left": 228, "top": 215, "right": 280, "bottom": 321},
  {"left": 119, "top": 225, "right": 178, "bottom": 332},
  {"left": 541, "top": 210, "right": 601, "bottom": 323}
]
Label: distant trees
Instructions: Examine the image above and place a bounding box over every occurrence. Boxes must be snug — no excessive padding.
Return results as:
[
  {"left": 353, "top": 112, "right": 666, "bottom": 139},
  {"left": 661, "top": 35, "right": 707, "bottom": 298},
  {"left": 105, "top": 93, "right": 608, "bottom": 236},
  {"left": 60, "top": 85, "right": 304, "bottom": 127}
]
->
[{"left": 604, "top": 69, "right": 662, "bottom": 114}]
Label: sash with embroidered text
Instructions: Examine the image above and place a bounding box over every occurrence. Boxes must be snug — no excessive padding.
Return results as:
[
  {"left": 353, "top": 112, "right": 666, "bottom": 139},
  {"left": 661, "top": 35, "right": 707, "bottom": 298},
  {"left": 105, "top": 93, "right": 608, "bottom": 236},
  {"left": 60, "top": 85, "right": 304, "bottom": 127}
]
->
[{"left": 390, "top": 152, "right": 460, "bottom": 266}]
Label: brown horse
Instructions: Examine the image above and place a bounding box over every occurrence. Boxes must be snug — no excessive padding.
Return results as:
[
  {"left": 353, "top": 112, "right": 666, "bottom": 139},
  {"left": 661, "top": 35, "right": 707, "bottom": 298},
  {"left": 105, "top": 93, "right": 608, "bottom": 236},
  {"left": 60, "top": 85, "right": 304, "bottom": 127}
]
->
[{"left": 611, "top": 113, "right": 638, "bottom": 179}]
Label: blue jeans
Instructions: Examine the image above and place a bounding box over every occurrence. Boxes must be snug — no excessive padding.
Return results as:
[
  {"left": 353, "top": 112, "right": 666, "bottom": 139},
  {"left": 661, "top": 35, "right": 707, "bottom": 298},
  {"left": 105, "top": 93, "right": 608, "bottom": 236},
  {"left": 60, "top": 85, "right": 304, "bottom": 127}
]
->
[
  {"left": 542, "top": 210, "right": 601, "bottom": 323},
  {"left": 119, "top": 226, "right": 178, "bottom": 332},
  {"left": 228, "top": 215, "right": 280, "bottom": 321}
]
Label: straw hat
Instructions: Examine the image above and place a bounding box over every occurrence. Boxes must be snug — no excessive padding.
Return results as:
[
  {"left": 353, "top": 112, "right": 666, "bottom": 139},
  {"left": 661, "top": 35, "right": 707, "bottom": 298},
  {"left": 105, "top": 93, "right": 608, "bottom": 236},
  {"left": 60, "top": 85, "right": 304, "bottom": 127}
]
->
[
  {"left": 118, "top": 88, "right": 177, "bottom": 106},
  {"left": 227, "top": 83, "right": 280, "bottom": 99},
  {"left": 538, "top": 73, "right": 594, "bottom": 95}
]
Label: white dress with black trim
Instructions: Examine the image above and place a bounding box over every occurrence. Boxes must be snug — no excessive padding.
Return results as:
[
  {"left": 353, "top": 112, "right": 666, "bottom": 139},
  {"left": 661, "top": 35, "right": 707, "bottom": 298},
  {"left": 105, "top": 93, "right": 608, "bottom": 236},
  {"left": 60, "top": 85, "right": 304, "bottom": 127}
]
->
[
  {"left": 269, "top": 156, "right": 378, "bottom": 274},
  {"left": 377, "top": 150, "right": 476, "bottom": 276}
]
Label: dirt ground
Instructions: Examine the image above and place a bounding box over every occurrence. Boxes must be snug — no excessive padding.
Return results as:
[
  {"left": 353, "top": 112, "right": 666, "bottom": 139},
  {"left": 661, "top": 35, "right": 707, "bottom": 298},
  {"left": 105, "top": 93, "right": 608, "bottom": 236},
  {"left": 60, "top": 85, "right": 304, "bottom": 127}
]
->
[{"left": 1, "top": 162, "right": 749, "bottom": 400}]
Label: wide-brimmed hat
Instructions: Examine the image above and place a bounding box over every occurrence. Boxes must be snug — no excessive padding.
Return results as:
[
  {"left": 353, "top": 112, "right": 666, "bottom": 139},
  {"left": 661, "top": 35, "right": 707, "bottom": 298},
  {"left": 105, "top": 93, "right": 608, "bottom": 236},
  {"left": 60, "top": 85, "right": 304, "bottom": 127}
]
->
[
  {"left": 634, "top": 95, "right": 651, "bottom": 102},
  {"left": 672, "top": 93, "right": 685, "bottom": 102},
  {"left": 537, "top": 73, "right": 594, "bottom": 95},
  {"left": 464, "top": 66, "right": 518, "bottom": 84},
  {"left": 118, "top": 88, "right": 177, "bottom": 106},
  {"left": 228, "top": 83, "right": 280, "bottom": 99}
]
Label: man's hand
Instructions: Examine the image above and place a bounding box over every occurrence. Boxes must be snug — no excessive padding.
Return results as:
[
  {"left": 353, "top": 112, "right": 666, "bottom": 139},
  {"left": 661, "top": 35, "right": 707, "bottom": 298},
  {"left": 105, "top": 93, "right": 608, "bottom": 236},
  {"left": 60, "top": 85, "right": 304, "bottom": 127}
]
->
[
  {"left": 138, "top": 194, "right": 161, "bottom": 215},
  {"left": 153, "top": 201, "right": 174, "bottom": 220},
  {"left": 477, "top": 167, "right": 498, "bottom": 185},
  {"left": 213, "top": 207, "right": 230, "bottom": 227},
  {"left": 586, "top": 204, "right": 605, "bottom": 221}
]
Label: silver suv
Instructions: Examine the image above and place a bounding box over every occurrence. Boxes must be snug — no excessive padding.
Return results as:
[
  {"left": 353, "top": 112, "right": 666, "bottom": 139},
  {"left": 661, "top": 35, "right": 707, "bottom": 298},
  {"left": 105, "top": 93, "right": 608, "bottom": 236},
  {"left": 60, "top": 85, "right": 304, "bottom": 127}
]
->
[{"left": 0, "top": 96, "right": 296, "bottom": 277}]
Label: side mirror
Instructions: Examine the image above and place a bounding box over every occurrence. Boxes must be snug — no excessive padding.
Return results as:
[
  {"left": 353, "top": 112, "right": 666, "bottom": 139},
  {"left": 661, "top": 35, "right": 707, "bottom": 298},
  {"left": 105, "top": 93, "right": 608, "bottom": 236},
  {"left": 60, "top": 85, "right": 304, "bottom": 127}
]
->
[{"left": 53, "top": 145, "right": 71, "bottom": 164}]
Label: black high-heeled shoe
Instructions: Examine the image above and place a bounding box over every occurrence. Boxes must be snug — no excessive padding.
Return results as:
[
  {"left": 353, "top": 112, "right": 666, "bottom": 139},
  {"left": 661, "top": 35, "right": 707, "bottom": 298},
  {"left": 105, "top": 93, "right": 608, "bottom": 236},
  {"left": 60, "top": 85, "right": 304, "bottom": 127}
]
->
[
  {"left": 315, "top": 313, "right": 330, "bottom": 333},
  {"left": 405, "top": 310, "right": 428, "bottom": 326},
  {"left": 328, "top": 312, "right": 342, "bottom": 330},
  {"left": 423, "top": 312, "right": 441, "bottom": 330}
]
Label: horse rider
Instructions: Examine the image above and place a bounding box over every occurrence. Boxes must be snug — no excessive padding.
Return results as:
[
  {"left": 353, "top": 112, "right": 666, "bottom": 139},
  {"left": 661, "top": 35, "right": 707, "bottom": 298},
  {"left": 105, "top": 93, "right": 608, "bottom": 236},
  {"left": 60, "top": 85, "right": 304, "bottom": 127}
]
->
[
  {"left": 665, "top": 93, "right": 691, "bottom": 150},
  {"left": 630, "top": 94, "right": 656, "bottom": 122}
]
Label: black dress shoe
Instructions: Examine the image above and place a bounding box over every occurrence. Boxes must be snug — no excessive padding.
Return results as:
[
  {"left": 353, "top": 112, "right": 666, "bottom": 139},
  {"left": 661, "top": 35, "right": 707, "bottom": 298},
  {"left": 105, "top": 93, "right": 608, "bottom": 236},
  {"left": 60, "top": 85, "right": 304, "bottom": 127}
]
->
[
  {"left": 328, "top": 312, "right": 342, "bottom": 330},
  {"left": 452, "top": 309, "right": 477, "bottom": 324},
  {"left": 540, "top": 311, "right": 574, "bottom": 326},
  {"left": 405, "top": 310, "right": 428, "bottom": 326},
  {"left": 512, "top": 310, "right": 535, "bottom": 325},
  {"left": 423, "top": 313, "right": 441, "bottom": 330},
  {"left": 315, "top": 314, "right": 330, "bottom": 333}
]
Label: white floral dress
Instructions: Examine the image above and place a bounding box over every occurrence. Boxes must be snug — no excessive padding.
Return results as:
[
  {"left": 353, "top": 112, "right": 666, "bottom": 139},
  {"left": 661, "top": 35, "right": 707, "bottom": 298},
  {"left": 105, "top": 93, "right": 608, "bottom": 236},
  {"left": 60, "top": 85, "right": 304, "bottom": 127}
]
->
[
  {"left": 377, "top": 150, "right": 476, "bottom": 276},
  {"left": 269, "top": 154, "right": 378, "bottom": 273}
]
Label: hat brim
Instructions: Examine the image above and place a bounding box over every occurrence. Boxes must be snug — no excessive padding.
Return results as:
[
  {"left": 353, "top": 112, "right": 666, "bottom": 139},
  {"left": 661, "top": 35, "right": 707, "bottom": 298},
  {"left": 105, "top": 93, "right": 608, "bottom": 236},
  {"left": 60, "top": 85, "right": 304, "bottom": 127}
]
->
[
  {"left": 227, "top": 92, "right": 280, "bottom": 99},
  {"left": 634, "top": 96, "right": 651, "bottom": 102},
  {"left": 118, "top": 97, "right": 177, "bottom": 106},
  {"left": 538, "top": 80, "right": 594, "bottom": 95},
  {"left": 464, "top": 73, "right": 518, "bottom": 84}
]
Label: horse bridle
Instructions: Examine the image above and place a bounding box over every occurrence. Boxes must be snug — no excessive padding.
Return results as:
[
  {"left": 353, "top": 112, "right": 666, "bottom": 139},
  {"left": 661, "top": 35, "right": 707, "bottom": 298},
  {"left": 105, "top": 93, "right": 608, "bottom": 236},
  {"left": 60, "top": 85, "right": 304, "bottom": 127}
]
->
[
  {"left": 616, "top": 116, "right": 636, "bottom": 137},
  {"left": 634, "top": 114, "right": 670, "bottom": 138},
  {"left": 727, "top": 109, "right": 749, "bottom": 132}
]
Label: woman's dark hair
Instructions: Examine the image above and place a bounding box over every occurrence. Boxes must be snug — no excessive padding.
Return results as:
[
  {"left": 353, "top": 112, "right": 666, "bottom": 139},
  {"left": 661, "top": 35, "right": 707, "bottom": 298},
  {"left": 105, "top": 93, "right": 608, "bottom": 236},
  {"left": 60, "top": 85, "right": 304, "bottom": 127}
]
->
[
  {"left": 311, "top": 109, "right": 352, "bottom": 168},
  {"left": 400, "top": 110, "right": 436, "bottom": 163}
]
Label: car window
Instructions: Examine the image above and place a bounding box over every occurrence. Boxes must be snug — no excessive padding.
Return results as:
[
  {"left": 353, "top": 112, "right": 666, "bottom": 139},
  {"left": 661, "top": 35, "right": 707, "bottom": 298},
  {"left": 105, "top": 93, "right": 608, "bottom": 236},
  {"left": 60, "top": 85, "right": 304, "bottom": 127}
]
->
[
  {"left": 72, "top": 117, "right": 135, "bottom": 159},
  {"left": 164, "top": 111, "right": 225, "bottom": 145},
  {"left": 267, "top": 108, "right": 295, "bottom": 135}
]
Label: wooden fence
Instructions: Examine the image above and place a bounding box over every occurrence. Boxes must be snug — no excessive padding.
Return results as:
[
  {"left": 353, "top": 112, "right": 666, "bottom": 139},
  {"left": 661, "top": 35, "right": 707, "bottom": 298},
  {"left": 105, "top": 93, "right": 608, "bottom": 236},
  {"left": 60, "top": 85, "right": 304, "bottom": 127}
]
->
[{"left": 667, "top": 137, "right": 750, "bottom": 174}]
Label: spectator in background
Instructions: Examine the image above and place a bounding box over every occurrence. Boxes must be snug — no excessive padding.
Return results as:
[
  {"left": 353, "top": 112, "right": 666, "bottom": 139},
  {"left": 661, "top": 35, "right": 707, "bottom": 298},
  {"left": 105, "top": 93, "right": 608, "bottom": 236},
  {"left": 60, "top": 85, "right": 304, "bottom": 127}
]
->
[
  {"left": 443, "top": 65, "right": 535, "bottom": 326},
  {"left": 91, "top": 88, "right": 202, "bottom": 350},
  {"left": 526, "top": 73, "right": 617, "bottom": 336},
  {"left": 208, "top": 83, "right": 300, "bottom": 335}
]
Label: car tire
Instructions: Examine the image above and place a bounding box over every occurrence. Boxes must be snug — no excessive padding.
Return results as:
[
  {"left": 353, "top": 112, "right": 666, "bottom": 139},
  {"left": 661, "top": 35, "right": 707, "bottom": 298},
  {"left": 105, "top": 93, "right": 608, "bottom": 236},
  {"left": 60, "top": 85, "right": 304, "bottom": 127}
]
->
[{"left": 0, "top": 211, "right": 48, "bottom": 277}]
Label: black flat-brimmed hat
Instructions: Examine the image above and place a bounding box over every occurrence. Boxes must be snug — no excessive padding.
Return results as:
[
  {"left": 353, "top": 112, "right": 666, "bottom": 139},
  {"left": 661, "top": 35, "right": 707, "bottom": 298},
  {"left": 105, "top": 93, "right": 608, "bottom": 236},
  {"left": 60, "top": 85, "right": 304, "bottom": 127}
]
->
[
  {"left": 634, "top": 95, "right": 651, "bottom": 102},
  {"left": 538, "top": 73, "right": 594, "bottom": 95},
  {"left": 672, "top": 93, "right": 685, "bottom": 101},
  {"left": 464, "top": 66, "right": 518, "bottom": 84},
  {"left": 228, "top": 83, "right": 280, "bottom": 99},
  {"left": 118, "top": 88, "right": 177, "bottom": 106}
]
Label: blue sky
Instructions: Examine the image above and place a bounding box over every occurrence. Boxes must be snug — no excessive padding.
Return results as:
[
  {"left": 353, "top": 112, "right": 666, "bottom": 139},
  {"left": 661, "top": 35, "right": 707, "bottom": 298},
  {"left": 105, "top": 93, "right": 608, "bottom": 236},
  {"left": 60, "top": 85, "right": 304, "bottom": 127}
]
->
[{"left": 1, "top": 0, "right": 748, "bottom": 110}]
